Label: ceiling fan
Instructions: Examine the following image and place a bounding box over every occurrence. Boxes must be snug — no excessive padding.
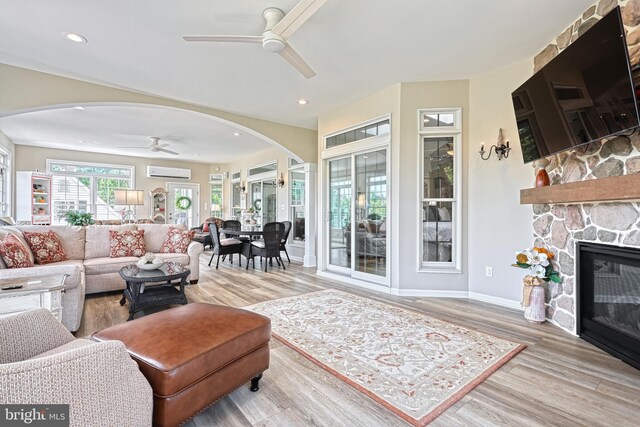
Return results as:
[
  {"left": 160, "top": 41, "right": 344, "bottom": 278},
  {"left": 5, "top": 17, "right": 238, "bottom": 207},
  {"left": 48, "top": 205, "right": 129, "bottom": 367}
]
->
[
  {"left": 182, "top": 0, "right": 327, "bottom": 79},
  {"left": 118, "top": 137, "right": 179, "bottom": 155}
]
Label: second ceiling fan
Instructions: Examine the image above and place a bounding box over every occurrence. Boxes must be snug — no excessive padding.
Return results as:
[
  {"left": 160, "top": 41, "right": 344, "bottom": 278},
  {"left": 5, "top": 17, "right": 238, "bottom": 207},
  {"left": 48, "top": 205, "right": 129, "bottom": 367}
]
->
[{"left": 182, "top": 0, "right": 327, "bottom": 79}]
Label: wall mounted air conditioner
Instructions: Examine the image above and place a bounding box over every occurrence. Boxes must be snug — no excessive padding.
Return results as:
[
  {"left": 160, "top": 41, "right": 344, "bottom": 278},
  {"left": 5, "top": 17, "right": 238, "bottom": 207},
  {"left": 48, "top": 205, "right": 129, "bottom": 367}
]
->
[
  {"left": 209, "top": 173, "right": 225, "bottom": 183},
  {"left": 147, "top": 166, "right": 191, "bottom": 180}
]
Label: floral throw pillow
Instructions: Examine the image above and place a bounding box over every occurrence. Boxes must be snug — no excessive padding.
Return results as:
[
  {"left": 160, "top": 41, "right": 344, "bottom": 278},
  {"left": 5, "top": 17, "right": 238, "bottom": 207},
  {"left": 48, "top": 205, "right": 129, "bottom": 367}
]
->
[
  {"left": 0, "top": 234, "right": 35, "bottom": 268},
  {"left": 22, "top": 231, "right": 68, "bottom": 265},
  {"left": 109, "top": 230, "right": 146, "bottom": 258},
  {"left": 160, "top": 227, "right": 195, "bottom": 254}
]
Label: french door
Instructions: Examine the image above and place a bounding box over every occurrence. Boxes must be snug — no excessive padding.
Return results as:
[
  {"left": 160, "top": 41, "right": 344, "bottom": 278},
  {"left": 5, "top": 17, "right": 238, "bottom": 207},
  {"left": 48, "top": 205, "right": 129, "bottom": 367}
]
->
[
  {"left": 326, "top": 148, "right": 388, "bottom": 283},
  {"left": 249, "top": 179, "right": 277, "bottom": 227},
  {"left": 167, "top": 183, "right": 199, "bottom": 228}
]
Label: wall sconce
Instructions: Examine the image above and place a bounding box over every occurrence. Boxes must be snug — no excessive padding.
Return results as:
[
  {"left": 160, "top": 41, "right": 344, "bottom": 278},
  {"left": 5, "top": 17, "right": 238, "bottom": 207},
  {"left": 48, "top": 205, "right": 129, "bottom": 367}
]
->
[
  {"left": 277, "top": 173, "right": 285, "bottom": 188},
  {"left": 479, "top": 128, "right": 511, "bottom": 160},
  {"left": 240, "top": 181, "right": 246, "bottom": 192}
]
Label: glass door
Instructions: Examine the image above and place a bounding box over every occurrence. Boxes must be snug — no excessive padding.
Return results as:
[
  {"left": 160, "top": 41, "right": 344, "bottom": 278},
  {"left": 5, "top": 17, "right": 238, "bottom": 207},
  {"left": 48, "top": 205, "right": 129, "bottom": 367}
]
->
[
  {"left": 353, "top": 150, "right": 387, "bottom": 278},
  {"left": 167, "top": 183, "right": 199, "bottom": 228},
  {"left": 326, "top": 148, "right": 388, "bottom": 281},
  {"left": 328, "top": 157, "right": 352, "bottom": 271},
  {"left": 249, "top": 179, "right": 277, "bottom": 227}
]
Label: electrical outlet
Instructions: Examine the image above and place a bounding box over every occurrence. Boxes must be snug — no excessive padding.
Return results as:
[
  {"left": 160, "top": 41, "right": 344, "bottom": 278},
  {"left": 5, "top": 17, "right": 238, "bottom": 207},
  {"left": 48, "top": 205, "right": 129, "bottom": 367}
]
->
[{"left": 485, "top": 266, "right": 493, "bottom": 277}]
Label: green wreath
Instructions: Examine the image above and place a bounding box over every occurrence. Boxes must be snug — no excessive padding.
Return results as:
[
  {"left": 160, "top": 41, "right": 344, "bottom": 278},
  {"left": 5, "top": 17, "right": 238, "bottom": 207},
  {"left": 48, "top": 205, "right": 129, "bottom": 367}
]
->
[
  {"left": 175, "top": 195, "right": 192, "bottom": 210},
  {"left": 253, "top": 198, "right": 262, "bottom": 211}
]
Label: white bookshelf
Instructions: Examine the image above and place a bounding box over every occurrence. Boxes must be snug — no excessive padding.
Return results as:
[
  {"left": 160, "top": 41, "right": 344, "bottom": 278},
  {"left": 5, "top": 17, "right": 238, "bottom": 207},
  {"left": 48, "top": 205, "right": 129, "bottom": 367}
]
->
[{"left": 16, "top": 171, "right": 52, "bottom": 225}]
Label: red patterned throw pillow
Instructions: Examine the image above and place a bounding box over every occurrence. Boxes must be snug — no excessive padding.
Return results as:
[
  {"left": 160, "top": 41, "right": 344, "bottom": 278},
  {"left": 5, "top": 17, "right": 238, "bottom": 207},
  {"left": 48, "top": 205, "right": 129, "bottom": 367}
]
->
[
  {"left": 109, "top": 229, "right": 146, "bottom": 258},
  {"left": 160, "top": 227, "right": 195, "bottom": 254},
  {"left": 22, "top": 231, "right": 68, "bottom": 265},
  {"left": 0, "top": 234, "right": 35, "bottom": 268}
]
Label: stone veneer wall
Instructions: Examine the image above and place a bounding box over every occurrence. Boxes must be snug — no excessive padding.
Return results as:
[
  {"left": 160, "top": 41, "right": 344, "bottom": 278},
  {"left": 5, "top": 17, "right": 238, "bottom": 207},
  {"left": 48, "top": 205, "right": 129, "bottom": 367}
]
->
[{"left": 531, "top": 0, "right": 640, "bottom": 333}]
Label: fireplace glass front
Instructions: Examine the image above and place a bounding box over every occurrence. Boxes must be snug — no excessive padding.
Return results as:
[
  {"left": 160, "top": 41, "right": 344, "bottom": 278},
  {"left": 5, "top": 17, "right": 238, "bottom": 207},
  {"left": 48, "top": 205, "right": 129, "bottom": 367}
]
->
[{"left": 577, "top": 242, "right": 640, "bottom": 370}]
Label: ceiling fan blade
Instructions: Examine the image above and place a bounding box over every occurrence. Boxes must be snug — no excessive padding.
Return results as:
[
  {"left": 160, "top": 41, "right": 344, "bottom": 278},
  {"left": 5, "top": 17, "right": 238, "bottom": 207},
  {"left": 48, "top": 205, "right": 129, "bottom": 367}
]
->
[
  {"left": 156, "top": 143, "right": 170, "bottom": 149},
  {"left": 183, "top": 35, "right": 262, "bottom": 43},
  {"left": 278, "top": 44, "right": 316, "bottom": 78},
  {"left": 157, "top": 148, "right": 179, "bottom": 155},
  {"left": 272, "top": 0, "right": 327, "bottom": 39}
]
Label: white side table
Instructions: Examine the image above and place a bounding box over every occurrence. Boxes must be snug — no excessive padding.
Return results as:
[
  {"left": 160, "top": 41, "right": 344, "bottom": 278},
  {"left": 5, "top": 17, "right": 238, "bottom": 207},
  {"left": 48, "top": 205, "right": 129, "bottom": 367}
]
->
[{"left": 0, "top": 275, "right": 67, "bottom": 321}]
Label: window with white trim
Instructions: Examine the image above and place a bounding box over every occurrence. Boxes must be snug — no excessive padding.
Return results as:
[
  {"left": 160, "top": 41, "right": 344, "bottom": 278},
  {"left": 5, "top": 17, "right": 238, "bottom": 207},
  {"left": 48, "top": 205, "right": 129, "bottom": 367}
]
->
[
  {"left": 209, "top": 182, "right": 223, "bottom": 218},
  {"left": 289, "top": 159, "right": 305, "bottom": 244},
  {"left": 419, "top": 108, "right": 461, "bottom": 270},
  {"left": 0, "top": 151, "right": 9, "bottom": 215},
  {"left": 46, "top": 160, "right": 134, "bottom": 224},
  {"left": 230, "top": 171, "right": 242, "bottom": 219}
]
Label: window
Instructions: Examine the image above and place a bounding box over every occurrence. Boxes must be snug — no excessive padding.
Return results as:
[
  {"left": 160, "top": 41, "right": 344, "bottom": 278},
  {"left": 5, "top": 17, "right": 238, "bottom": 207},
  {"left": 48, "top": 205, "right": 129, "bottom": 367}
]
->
[
  {"left": 230, "top": 172, "right": 242, "bottom": 219},
  {"left": 210, "top": 182, "right": 223, "bottom": 218},
  {"left": 248, "top": 162, "right": 277, "bottom": 176},
  {"left": 290, "top": 168, "right": 305, "bottom": 243},
  {"left": 419, "top": 108, "right": 461, "bottom": 270},
  {"left": 326, "top": 119, "right": 390, "bottom": 149},
  {"left": 0, "top": 150, "right": 9, "bottom": 215},
  {"left": 47, "top": 160, "right": 134, "bottom": 224}
]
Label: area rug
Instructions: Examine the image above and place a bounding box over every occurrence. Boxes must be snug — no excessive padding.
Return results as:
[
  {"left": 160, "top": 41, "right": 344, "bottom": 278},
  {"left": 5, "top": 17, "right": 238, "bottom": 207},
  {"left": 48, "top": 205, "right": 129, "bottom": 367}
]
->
[{"left": 246, "top": 290, "right": 525, "bottom": 426}]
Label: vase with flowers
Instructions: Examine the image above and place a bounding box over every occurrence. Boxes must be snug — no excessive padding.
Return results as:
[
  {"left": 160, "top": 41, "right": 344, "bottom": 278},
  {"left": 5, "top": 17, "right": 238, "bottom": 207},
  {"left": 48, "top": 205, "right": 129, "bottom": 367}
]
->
[{"left": 512, "top": 247, "right": 561, "bottom": 323}]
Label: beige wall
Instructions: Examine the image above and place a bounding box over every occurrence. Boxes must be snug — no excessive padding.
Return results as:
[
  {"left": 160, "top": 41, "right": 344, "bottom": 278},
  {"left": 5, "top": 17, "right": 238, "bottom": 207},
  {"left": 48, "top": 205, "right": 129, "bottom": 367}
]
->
[
  {"left": 398, "top": 80, "right": 469, "bottom": 291},
  {"left": 0, "top": 64, "right": 318, "bottom": 162},
  {"left": 14, "top": 145, "right": 211, "bottom": 223},
  {"left": 467, "top": 59, "right": 535, "bottom": 304}
]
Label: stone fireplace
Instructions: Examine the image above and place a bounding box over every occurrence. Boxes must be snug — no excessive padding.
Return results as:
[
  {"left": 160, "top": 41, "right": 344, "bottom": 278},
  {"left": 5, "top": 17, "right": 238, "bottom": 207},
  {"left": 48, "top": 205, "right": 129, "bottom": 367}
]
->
[
  {"left": 530, "top": 0, "right": 640, "bottom": 333},
  {"left": 577, "top": 242, "right": 640, "bottom": 369}
]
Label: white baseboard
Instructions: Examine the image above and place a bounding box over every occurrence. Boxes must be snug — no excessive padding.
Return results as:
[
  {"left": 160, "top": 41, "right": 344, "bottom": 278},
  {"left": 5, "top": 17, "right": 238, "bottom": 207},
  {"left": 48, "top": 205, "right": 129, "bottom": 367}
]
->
[
  {"left": 316, "top": 271, "right": 391, "bottom": 294},
  {"left": 390, "top": 288, "right": 469, "bottom": 298},
  {"left": 468, "top": 292, "right": 523, "bottom": 311},
  {"left": 303, "top": 254, "right": 317, "bottom": 267}
]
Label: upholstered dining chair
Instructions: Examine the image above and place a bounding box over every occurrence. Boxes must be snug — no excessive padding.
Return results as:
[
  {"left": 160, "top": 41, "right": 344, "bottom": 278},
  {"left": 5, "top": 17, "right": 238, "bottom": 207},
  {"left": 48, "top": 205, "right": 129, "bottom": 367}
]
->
[
  {"left": 279, "top": 220, "right": 292, "bottom": 263},
  {"left": 247, "top": 222, "right": 285, "bottom": 272},
  {"left": 208, "top": 222, "right": 244, "bottom": 269}
]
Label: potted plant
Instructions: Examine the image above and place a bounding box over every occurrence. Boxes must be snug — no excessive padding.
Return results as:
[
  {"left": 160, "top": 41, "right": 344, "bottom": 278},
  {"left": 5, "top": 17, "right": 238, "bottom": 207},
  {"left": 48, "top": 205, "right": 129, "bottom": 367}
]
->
[
  {"left": 512, "top": 247, "right": 561, "bottom": 323},
  {"left": 64, "top": 211, "right": 95, "bottom": 226}
]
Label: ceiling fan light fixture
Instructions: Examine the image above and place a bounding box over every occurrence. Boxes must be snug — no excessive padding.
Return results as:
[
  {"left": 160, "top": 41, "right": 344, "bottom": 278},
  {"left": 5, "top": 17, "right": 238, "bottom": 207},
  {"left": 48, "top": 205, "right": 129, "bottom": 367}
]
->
[
  {"left": 62, "top": 32, "right": 87, "bottom": 43},
  {"left": 262, "top": 33, "right": 285, "bottom": 53}
]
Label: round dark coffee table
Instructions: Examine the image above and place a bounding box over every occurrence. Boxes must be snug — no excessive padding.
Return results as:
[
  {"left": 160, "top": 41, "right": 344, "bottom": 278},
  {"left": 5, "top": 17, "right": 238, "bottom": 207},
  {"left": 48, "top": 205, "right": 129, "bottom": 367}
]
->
[{"left": 119, "top": 262, "right": 190, "bottom": 320}]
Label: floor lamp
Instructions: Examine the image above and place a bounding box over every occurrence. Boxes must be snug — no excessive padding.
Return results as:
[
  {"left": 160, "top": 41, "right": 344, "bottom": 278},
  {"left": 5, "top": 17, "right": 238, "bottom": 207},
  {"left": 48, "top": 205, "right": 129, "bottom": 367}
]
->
[{"left": 114, "top": 189, "right": 145, "bottom": 223}]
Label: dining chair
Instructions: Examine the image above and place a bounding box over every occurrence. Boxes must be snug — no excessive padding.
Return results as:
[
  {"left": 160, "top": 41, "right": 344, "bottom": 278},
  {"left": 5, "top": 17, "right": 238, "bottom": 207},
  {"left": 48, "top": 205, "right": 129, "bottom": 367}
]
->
[
  {"left": 222, "top": 219, "right": 249, "bottom": 241},
  {"left": 279, "top": 221, "right": 292, "bottom": 263},
  {"left": 208, "top": 222, "right": 244, "bottom": 269},
  {"left": 247, "top": 222, "right": 285, "bottom": 272}
]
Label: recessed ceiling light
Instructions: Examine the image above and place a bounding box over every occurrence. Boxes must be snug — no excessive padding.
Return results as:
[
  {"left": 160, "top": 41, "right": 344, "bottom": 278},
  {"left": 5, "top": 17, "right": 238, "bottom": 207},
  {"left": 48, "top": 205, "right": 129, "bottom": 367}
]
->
[
  {"left": 297, "top": 99, "right": 309, "bottom": 105},
  {"left": 62, "top": 32, "right": 87, "bottom": 43},
  {"left": 73, "top": 106, "right": 85, "bottom": 110},
  {"left": 233, "top": 132, "right": 241, "bottom": 136}
]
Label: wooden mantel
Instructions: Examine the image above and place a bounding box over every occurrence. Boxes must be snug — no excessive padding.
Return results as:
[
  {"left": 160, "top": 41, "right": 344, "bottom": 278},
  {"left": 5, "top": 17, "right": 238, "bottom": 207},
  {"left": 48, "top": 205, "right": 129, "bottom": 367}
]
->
[{"left": 520, "top": 174, "right": 640, "bottom": 205}]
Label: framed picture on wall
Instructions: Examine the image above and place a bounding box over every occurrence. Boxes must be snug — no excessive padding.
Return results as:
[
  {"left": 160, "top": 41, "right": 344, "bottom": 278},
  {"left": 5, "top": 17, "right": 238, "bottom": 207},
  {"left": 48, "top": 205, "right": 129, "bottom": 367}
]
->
[{"left": 240, "top": 193, "right": 247, "bottom": 210}]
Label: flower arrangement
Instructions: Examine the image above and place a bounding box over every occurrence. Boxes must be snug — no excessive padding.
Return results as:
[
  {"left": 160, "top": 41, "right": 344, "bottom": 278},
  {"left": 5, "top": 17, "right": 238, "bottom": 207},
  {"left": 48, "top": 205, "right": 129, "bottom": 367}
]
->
[{"left": 512, "top": 247, "right": 561, "bottom": 284}]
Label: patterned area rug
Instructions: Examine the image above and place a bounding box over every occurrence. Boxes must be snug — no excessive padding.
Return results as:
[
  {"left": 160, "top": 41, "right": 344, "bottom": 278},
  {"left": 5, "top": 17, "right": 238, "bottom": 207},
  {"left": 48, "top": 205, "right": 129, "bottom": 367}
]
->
[{"left": 247, "top": 290, "right": 525, "bottom": 426}]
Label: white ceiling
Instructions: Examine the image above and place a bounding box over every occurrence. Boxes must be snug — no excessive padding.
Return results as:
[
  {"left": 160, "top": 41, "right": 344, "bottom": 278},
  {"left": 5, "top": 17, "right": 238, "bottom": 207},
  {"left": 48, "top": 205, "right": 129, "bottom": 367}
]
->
[
  {"left": 0, "top": 0, "right": 594, "bottom": 161},
  {"left": 0, "top": 105, "right": 272, "bottom": 163}
]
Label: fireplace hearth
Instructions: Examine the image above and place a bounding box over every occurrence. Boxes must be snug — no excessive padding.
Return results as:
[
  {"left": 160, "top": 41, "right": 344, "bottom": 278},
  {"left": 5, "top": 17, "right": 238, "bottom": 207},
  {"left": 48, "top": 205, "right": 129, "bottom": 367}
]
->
[{"left": 577, "top": 242, "right": 640, "bottom": 370}]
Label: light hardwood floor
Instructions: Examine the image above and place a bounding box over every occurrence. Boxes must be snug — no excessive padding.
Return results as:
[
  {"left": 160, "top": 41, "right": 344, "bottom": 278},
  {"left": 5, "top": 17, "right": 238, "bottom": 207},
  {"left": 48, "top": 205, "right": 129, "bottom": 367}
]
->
[{"left": 77, "top": 254, "right": 640, "bottom": 427}]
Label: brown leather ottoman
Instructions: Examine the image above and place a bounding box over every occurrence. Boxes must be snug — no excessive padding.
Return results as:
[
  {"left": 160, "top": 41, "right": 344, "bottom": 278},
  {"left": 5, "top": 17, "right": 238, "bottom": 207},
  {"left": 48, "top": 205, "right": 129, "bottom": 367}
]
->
[{"left": 92, "top": 302, "right": 271, "bottom": 427}]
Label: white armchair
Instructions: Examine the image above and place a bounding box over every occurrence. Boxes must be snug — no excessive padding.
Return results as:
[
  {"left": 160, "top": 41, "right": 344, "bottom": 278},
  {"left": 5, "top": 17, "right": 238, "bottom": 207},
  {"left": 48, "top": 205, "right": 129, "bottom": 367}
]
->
[{"left": 0, "top": 308, "right": 153, "bottom": 427}]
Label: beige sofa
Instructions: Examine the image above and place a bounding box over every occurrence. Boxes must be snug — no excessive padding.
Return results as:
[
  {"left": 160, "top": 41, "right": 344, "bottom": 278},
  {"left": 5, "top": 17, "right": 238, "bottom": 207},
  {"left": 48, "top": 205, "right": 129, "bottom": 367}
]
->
[
  {"left": 0, "top": 308, "right": 153, "bottom": 427},
  {"left": 0, "top": 224, "right": 204, "bottom": 331}
]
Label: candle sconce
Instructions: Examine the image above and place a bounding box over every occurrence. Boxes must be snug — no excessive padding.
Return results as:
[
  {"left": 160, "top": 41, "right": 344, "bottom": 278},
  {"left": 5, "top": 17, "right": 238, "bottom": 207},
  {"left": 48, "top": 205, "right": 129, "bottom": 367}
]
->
[{"left": 479, "top": 128, "right": 511, "bottom": 160}]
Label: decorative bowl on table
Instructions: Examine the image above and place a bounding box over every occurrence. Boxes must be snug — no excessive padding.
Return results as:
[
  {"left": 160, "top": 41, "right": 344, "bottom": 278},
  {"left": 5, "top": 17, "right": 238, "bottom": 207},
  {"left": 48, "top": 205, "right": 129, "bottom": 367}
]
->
[{"left": 137, "top": 253, "right": 164, "bottom": 270}]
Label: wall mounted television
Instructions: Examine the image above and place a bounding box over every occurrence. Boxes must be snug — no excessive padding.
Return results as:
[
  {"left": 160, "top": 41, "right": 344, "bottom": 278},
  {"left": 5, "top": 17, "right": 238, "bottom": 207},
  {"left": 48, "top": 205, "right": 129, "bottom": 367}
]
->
[{"left": 512, "top": 6, "right": 640, "bottom": 164}]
